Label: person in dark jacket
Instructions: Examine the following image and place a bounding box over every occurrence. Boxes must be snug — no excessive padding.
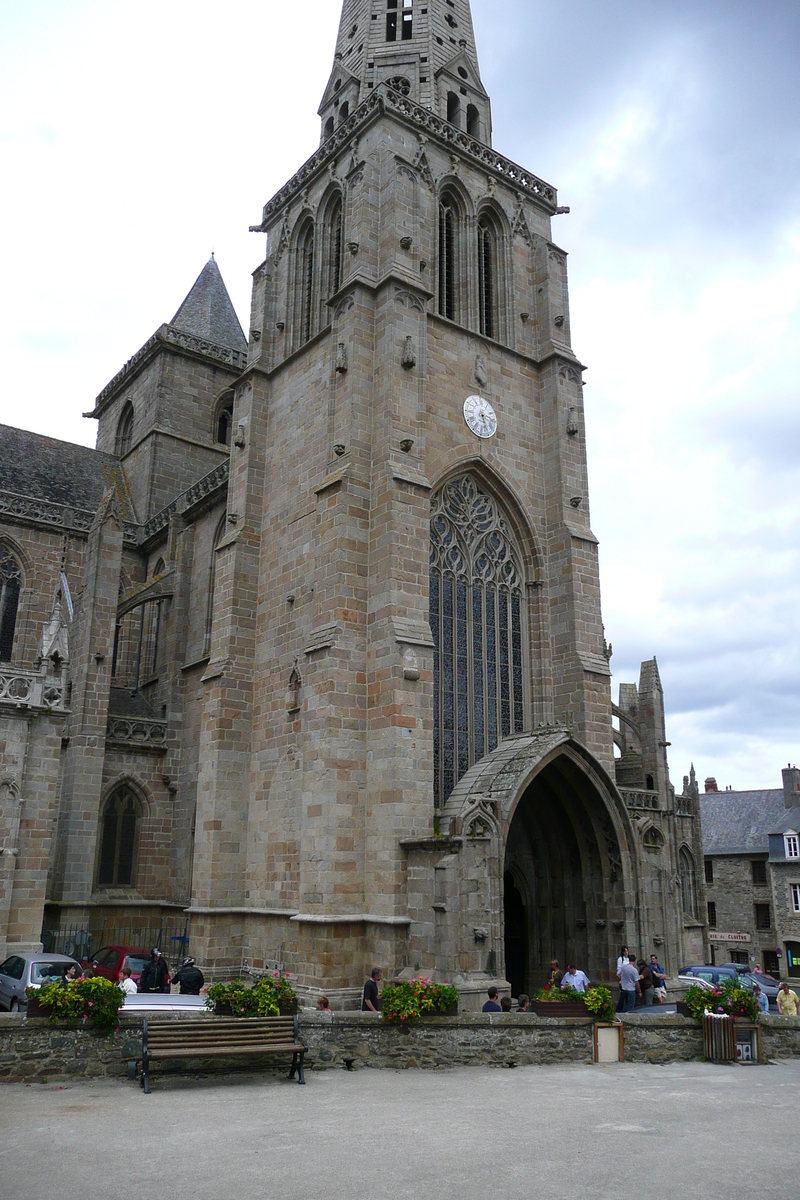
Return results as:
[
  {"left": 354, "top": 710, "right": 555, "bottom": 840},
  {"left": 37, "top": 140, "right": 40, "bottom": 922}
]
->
[
  {"left": 139, "top": 948, "right": 170, "bottom": 994},
  {"left": 170, "top": 957, "right": 205, "bottom": 995}
]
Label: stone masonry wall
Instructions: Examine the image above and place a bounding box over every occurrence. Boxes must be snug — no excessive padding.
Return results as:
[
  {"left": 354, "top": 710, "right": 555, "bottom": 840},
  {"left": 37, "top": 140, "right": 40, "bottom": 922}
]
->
[{"left": 2, "top": 1011, "right": 798, "bottom": 1084}]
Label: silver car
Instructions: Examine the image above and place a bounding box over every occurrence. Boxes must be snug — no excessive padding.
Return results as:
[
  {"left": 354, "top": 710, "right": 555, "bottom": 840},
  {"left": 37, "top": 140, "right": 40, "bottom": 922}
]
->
[{"left": 0, "top": 953, "right": 82, "bottom": 1011}]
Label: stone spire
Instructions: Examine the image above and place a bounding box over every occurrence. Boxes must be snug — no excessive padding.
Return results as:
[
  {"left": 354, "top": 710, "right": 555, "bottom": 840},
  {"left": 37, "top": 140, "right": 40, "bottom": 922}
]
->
[
  {"left": 319, "top": 0, "right": 491, "bottom": 145},
  {"left": 170, "top": 255, "right": 247, "bottom": 353}
]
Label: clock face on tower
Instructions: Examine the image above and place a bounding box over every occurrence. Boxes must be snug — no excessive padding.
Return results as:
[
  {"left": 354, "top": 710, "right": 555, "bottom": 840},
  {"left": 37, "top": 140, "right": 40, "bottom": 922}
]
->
[{"left": 463, "top": 395, "right": 498, "bottom": 440}]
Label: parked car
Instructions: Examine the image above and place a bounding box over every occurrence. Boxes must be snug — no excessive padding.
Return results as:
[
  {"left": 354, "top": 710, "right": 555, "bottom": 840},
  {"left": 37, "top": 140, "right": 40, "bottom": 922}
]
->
[
  {"left": 0, "top": 953, "right": 81, "bottom": 1011},
  {"left": 81, "top": 946, "right": 150, "bottom": 985},
  {"left": 679, "top": 964, "right": 780, "bottom": 1006}
]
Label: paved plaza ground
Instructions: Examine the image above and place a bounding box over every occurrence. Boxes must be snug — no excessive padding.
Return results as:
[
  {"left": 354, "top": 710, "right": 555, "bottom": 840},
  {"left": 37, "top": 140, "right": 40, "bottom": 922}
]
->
[{"left": 3, "top": 1060, "right": 798, "bottom": 1198}]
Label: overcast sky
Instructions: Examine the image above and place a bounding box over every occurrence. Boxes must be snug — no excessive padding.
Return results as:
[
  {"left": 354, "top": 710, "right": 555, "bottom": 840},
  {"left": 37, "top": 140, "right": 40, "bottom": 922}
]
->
[{"left": 1, "top": 0, "right": 798, "bottom": 790}]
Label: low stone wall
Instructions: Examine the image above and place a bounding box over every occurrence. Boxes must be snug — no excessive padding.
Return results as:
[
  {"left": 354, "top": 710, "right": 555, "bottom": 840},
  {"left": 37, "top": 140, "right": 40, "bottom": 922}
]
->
[{"left": 1, "top": 1011, "right": 798, "bottom": 1083}]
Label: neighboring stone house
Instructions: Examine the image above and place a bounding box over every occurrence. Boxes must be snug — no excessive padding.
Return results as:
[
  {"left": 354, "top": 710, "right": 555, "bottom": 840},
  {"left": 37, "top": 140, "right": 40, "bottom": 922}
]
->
[
  {"left": 0, "top": 0, "right": 708, "bottom": 1004},
  {"left": 701, "top": 767, "right": 800, "bottom": 980}
]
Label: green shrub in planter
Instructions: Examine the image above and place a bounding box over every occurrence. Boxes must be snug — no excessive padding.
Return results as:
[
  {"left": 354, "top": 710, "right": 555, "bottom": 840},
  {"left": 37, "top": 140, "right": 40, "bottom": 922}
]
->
[
  {"left": 381, "top": 978, "right": 459, "bottom": 1023},
  {"left": 682, "top": 980, "right": 758, "bottom": 1023},
  {"left": 28, "top": 977, "right": 125, "bottom": 1034},
  {"left": 204, "top": 972, "right": 297, "bottom": 1017},
  {"left": 534, "top": 983, "right": 614, "bottom": 1023}
]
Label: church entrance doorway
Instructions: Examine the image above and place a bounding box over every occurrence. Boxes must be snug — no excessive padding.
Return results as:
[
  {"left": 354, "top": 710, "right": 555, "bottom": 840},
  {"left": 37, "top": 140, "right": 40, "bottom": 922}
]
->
[{"left": 502, "top": 753, "right": 622, "bottom": 996}]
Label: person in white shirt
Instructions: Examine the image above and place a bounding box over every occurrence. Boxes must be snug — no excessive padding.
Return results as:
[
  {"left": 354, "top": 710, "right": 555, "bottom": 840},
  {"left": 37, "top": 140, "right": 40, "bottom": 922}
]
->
[
  {"left": 118, "top": 966, "right": 138, "bottom": 995},
  {"left": 561, "top": 965, "right": 590, "bottom": 993}
]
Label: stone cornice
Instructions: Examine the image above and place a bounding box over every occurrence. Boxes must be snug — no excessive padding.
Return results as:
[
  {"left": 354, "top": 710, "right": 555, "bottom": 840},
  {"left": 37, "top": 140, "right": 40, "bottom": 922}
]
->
[
  {"left": 86, "top": 325, "right": 248, "bottom": 419},
  {"left": 252, "top": 84, "right": 558, "bottom": 232}
]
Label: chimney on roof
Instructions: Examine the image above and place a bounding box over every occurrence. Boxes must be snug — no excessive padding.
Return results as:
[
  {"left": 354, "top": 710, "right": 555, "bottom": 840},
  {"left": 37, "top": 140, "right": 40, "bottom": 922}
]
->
[
  {"left": 704, "top": 777, "right": 719, "bottom": 793},
  {"left": 782, "top": 765, "right": 800, "bottom": 809}
]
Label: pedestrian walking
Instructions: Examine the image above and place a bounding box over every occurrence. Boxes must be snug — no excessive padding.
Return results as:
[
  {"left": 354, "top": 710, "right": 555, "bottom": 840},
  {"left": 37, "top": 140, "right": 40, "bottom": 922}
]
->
[
  {"left": 170, "top": 956, "right": 205, "bottom": 995},
  {"left": 649, "top": 953, "right": 667, "bottom": 1002},
  {"left": 517, "top": 993, "right": 530, "bottom": 1012},
  {"left": 547, "top": 960, "right": 563, "bottom": 991},
  {"left": 615, "top": 946, "right": 629, "bottom": 1012},
  {"left": 139, "top": 948, "right": 170, "bottom": 994},
  {"left": 752, "top": 983, "right": 769, "bottom": 1014},
  {"left": 362, "top": 968, "right": 382, "bottom": 1012},
  {"left": 637, "top": 960, "right": 655, "bottom": 1006},
  {"left": 482, "top": 986, "right": 502, "bottom": 1012},
  {"left": 618, "top": 955, "right": 640, "bottom": 1013},
  {"left": 777, "top": 983, "right": 799, "bottom": 1016},
  {"left": 118, "top": 966, "right": 137, "bottom": 996},
  {"left": 561, "top": 964, "right": 590, "bottom": 993}
]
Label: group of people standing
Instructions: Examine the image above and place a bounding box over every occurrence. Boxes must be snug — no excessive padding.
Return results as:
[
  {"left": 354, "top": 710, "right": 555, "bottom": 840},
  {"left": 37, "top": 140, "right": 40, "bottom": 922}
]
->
[{"left": 616, "top": 948, "right": 667, "bottom": 1011}]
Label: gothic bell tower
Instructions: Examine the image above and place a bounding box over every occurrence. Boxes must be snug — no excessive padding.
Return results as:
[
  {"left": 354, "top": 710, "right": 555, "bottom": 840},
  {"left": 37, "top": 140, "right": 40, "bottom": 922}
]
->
[
  {"left": 319, "top": 0, "right": 491, "bottom": 145},
  {"left": 190, "top": 0, "right": 619, "bottom": 1002}
]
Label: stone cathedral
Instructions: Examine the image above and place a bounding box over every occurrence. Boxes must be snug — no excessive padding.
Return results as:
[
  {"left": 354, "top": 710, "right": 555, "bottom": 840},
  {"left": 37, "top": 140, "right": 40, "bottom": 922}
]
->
[{"left": 0, "top": 0, "right": 707, "bottom": 1006}]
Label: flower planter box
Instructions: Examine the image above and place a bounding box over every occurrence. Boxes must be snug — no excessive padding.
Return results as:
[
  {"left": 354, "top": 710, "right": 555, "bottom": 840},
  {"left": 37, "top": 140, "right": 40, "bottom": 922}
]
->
[
  {"left": 532, "top": 1001, "right": 588, "bottom": 1018},
  {"left": 24, "top": 995, "right": 52, "bottom": 1019},
  {"left": 676, "top": 1000, "right": 692, "bottom": 1018}
]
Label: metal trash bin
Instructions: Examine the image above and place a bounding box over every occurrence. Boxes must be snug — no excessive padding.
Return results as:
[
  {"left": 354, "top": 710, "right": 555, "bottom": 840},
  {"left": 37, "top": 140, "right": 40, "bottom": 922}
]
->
[{"left": 703, "top": 1013, "right": 736, "bottom": 1061}]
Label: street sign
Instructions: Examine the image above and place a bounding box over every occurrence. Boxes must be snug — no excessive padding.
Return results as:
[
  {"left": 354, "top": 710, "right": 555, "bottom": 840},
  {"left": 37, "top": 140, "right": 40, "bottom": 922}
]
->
[{"left": 708, "top": 932, "right": 751, "bottom": 943}]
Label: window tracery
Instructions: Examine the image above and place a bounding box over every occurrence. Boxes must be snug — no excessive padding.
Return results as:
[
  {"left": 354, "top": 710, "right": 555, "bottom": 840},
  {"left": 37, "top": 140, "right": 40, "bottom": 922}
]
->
[{"left": 430, "top": 474, "right": 526, "bottom": 807}]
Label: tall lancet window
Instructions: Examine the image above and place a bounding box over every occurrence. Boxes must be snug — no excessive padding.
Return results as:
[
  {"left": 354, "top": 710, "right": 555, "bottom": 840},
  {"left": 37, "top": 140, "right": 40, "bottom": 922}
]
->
[
  {"left": 438, "top": 191, "right": 458, "bottom": 321},
  {"left": 327, "top": 195, "right": 343, "bottom": 300},
  {"left": 430, "top": 474, "right": 527, "bottom": 808},
  {"left": 477, "top": 215, "right": 498, "bottom": 340},
  {"left": 386, "top": 0, "right": 398, "bottom": 41},
  {"left": 0, "top": 544, "right": 22, "bottom": 662},
  {"left": 294, "top": 219, "right": 315, "bottom": 349}
]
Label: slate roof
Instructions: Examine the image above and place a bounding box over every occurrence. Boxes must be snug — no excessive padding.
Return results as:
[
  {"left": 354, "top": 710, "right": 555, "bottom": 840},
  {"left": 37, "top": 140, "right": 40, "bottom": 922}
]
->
[
  {"left": 170, "top": 256, "right": 247, "bottom": 352},
  {"left": 700, "top": 789, "right": 788, "bottom": 855},
  {"left": 0, "top": 424, "right": 134, "bottom": 517},
  {"left": 769, "top": 806, "right": 800, "bottom": 836}
]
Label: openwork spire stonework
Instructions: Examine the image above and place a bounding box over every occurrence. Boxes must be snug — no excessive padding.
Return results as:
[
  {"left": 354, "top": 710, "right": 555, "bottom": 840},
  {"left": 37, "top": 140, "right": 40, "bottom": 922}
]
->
[{"left": 320, "top": 0, "right": 491, "bottom": 145}]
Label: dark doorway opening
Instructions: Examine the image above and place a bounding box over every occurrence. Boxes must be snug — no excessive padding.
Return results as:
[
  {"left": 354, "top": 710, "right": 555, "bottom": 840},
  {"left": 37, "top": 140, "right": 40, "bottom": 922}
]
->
[
  {"left": 503, "top": 754, "right": 624, "bottom": 994},
  {"left": 504, "top": 871, "right": 527, "bottom": 999}
]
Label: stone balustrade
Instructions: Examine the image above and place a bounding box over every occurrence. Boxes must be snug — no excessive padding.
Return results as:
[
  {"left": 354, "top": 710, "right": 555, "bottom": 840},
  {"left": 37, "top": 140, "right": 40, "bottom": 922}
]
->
[{"left": 106, "top": 715, "right": 168, "bottom": 750}]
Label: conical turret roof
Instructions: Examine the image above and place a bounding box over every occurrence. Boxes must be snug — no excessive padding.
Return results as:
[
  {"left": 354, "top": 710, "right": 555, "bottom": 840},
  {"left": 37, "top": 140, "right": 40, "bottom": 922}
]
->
[{"left": 170, "top": 255, "right": 247, "bottom": 353}]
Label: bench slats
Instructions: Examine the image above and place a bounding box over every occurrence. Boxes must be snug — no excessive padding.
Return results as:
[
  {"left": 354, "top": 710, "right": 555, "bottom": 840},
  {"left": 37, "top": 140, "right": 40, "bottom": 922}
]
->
[{"left": 140, "top": 1015, "right": 306, "bottom": 1092}]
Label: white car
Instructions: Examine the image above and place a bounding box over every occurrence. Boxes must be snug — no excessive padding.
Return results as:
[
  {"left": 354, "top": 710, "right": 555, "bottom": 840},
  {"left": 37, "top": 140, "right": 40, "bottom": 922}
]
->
[{"left": 0, "top": 953, "right": 82, "bottom": 1011}]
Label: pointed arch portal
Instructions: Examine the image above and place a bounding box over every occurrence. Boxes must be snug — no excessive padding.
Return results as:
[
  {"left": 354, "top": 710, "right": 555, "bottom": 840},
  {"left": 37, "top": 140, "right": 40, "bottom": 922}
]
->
[
  {"left": 503, "top": 755, "right": 625, "bottom": 995},
  {"left": 444, "top": 731, "right": 635, "bottom": 996}
]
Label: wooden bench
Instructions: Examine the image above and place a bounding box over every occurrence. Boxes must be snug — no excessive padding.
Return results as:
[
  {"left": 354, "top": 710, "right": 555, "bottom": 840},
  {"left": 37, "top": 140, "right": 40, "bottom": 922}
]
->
[{"left": 140, "top": 1015, "right": 306, "bottom": 1093}]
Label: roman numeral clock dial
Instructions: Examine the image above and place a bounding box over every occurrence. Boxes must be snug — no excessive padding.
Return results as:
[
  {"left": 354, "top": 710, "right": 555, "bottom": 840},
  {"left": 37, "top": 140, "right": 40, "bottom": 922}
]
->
[{"left": 463, "top": 395, "right": 498, "bottom": 440}]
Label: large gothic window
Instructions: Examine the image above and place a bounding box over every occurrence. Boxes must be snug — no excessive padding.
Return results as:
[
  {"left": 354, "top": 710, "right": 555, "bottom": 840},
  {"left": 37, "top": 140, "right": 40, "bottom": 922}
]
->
[
  {"left": 430, "top": 475, "right": 526, "bottom": 807},
  {"left": 0, "top": 545, "right": 22, "bottom": 662},
  {"left": 97, "top": 784, "right": 139, "bottom": 887}
]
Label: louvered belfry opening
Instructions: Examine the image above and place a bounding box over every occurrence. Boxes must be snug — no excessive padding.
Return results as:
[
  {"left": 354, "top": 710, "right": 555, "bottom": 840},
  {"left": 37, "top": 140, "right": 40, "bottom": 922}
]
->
[{"left": 430, "top": 474, "right": 526, "bottom": 808}]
